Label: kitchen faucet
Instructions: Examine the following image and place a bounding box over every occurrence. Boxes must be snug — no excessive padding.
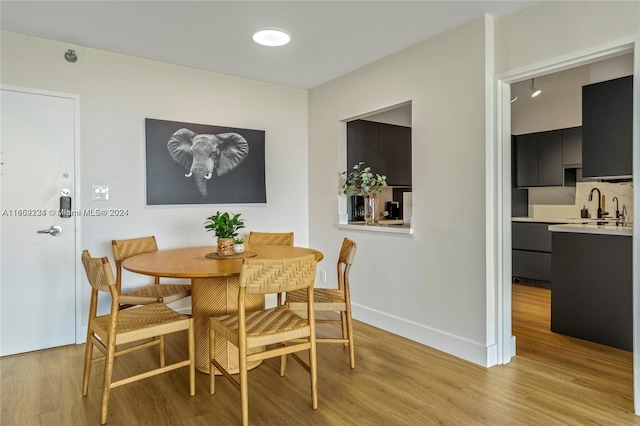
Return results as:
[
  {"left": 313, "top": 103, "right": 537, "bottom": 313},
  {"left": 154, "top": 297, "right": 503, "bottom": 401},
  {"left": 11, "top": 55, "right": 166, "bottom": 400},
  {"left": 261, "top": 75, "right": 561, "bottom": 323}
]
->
[
  {"left": 618, "top": 204, "right": 628, "bottom": 226},
  {"left": 612, "top": 196, "right": 621, "bottom": 219},
  {"left": 588, "top": 187, "right": 608, "bottom": 219}
]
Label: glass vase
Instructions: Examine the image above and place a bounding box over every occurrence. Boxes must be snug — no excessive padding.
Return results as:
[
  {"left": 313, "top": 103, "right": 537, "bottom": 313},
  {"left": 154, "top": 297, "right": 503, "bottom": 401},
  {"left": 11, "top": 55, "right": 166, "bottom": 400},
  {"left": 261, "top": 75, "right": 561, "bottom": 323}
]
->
[{"left": 363, "top": 196, "right": 378, "bottom": 225}]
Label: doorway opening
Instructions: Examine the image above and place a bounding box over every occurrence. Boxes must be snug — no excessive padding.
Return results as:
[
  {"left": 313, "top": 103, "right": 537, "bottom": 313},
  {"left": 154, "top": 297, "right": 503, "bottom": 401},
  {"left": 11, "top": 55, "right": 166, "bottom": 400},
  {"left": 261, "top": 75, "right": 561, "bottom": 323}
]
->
[{"left": 497, "top": 42, "right": 638, "bottom": 411}]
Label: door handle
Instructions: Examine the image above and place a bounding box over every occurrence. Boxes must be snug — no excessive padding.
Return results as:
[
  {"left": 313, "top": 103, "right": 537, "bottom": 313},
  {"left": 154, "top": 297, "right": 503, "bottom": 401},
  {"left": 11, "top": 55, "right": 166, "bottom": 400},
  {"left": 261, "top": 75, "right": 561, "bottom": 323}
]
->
[{"left": 36, "top": 225, "right": 63, "bottom": 236}]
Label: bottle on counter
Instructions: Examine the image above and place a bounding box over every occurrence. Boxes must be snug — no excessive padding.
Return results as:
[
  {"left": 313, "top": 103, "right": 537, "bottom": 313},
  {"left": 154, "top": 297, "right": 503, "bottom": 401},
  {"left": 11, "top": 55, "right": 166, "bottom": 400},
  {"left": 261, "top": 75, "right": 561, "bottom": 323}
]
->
[{"left": 581, "top": 204, "right": 590, "bottom": 219}]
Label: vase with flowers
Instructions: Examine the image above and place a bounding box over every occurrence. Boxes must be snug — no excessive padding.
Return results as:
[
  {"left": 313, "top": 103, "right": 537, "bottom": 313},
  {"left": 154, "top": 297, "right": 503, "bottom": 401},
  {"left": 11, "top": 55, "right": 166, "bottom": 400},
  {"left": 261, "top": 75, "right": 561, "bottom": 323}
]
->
[
  {"left": 341, "top": 162, "right": 387, "bottom": 225},
  {"left": 204, "top": 211, "right": 245, "bottom": 256}
]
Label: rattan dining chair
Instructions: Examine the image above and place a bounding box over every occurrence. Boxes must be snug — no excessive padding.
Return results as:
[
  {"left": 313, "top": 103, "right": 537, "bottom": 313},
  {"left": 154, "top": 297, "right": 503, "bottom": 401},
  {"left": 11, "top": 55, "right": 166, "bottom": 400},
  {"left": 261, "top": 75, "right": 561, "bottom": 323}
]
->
[
  {"left": 81, "top": 250, "right": 195, "bottom": 425},
  {"left": 209, "top": 254, "right": 318, "bottom": 426},
  {"left": 112, "top": 236, "right": 191, "bottom": 309},
  {"left": 285, "top": 237, "right": 358, "bottom": 368},
  {"left": 247, "top": 231, "right": 294, "bottom": 305},
  {"left": 247, "top": 231, "right": 294, "bottom": 247}
]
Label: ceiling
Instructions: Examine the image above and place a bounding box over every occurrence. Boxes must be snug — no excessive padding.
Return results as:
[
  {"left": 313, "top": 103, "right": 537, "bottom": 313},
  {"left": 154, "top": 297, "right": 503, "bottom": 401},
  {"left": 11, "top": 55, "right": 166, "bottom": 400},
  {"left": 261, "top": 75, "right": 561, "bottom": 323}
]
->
[{"left": 0, "top": 1, "right": 537, "bottom": 89}]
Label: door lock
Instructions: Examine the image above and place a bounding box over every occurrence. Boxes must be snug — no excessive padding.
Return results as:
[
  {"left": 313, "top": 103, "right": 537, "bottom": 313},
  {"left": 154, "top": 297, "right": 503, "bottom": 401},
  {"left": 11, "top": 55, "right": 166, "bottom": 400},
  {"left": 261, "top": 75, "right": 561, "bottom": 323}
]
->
[{"left": 37, "top": 225, "right": 63, "bottom": 236}]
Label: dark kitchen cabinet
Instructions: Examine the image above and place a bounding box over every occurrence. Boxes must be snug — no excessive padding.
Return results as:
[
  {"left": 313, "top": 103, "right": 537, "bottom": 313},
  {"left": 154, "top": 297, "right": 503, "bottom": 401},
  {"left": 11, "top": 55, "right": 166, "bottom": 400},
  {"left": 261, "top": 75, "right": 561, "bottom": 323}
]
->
[
  {"left": 511, "top": 136, "right": 528, "bottom": 217},
  {"left": 512, "top": 222, "right": 552, "bottom": 282},
  {"left": 516, "top": 133, "right": 538, "bottom": 187},
  {"left": 551, "top": 231, "right": 632, "bottom": 351},
  {"left": 515, "top": 130, "right": 563, "bottom": 187},
  {"left": 347, "top": 120, "right": 412, "bottom": 186},
  {"left": 347, "top": 120, "right": 379, "bottom": 172},
  {"left": 537, "top": 130, "right": 563, "bottom": 186},
  {"left": 582, "top": 75, "right": 633, "bottom": 178},
  {"left": 562, "top": 126, "right": 582, "bottom": 167},
  {"left": 378, "top": 123, "right": 412, "bottom": 186}
]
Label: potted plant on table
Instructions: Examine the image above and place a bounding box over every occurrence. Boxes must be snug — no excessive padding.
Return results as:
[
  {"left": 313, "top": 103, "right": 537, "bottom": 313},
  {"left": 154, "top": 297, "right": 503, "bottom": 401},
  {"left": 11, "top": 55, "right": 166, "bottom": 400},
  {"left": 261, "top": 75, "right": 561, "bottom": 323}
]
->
[
  {"left": 341, "top": 162, "right": 387, "bottom": 225},
  {"left": 204, "top": 211, "right": 246, "bottom": 256},
  {"left": 234, "top": 238, "right": 245, "bottom": 254}
]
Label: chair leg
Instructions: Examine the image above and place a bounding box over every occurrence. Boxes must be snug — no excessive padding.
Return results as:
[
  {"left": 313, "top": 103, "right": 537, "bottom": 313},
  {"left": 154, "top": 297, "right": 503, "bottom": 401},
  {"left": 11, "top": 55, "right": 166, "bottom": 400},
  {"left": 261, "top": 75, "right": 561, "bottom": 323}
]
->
[
  {"left": 100, "top": 342, "right": 116, "bottom": 425},
  {"left": 188, "top": 318, "right": 195, "bottom": 396},
  {"left": 340, "top": 311, "right": 348, "bottom": 347},
  {"left": 82, "top": 338, "right": 94, "bottom": 396},
  {"left": 239, "top": 343, "right": 249, "bottom": 426},
  {"left": 209, "top": 327, "right": 216, "bottom": 395},
  {"left": 160, "top": 335, "right": 166, "bottom": 367},
  {"left": 346, "top": 309, "right": 355, "bottom": 369},
  {"left": 309, "top": 336, "right": 318, "bottom": 410},
  {"left": 279, "top": 343, "right": 287, "bottom": 377}
]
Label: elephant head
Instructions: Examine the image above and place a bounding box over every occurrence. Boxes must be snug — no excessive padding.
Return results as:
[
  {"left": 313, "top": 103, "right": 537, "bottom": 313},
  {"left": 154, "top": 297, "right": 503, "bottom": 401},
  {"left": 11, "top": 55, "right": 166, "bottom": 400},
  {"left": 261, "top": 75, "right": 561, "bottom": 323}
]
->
[{"left": 167, "top": 128, "right": 249, "bottom": 197}]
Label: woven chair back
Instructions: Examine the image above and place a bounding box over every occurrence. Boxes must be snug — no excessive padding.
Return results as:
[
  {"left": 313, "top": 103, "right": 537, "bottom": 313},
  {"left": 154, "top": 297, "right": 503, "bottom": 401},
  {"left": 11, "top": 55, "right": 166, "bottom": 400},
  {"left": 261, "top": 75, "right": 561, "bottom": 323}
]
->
[
  {"left": 339, "top": 238, "right": 357, "bottom": 265},
  {"left": 247, "top": 232, "right": 294, "bottom": 246},
  {"left": 81, "top": 250, "right": 116, "bottom": 293},
  {"left": 111, "top": 236, "right": 159, "bottom": 262},
  {"left": 240, "top": 254, "right": 316, "bottom": 295}
]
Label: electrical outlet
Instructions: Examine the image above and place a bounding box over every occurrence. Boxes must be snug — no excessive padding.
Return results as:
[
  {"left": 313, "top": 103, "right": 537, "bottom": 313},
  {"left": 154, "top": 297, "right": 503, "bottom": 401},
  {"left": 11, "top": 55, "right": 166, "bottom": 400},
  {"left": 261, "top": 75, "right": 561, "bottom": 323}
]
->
[{"left": 320, "top": 270, "right": 327, "bottom": 284}]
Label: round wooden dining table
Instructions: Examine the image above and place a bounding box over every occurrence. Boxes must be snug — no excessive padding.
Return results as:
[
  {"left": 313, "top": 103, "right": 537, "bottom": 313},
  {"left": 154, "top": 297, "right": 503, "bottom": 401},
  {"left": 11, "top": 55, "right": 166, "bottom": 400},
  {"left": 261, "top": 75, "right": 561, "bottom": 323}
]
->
[{"left": 122, "top": 244, "right": 323, "bottom": 374}]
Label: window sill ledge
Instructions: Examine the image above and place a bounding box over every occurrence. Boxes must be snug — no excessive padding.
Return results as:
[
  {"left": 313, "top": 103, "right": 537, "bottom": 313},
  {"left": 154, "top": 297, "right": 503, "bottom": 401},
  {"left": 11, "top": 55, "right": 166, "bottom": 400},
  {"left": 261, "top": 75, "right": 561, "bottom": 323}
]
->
[{"left": 337, "top": 222, "right": 413, "bottom": 235}]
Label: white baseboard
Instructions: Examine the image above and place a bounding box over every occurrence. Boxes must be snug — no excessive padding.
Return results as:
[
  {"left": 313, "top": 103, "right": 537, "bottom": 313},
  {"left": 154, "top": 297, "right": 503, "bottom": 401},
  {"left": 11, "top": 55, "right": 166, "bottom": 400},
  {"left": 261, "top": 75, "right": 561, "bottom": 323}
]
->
[{"left": 352, "top": 304, "right": 497, "bottom": 368}]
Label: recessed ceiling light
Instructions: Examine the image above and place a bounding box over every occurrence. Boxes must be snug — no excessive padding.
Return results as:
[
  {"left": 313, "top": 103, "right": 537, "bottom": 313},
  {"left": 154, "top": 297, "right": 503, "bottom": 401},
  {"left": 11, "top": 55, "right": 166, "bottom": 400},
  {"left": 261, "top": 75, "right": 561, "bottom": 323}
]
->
[{"left": 252, "top": 27, "right": 291, "bottom": 47}]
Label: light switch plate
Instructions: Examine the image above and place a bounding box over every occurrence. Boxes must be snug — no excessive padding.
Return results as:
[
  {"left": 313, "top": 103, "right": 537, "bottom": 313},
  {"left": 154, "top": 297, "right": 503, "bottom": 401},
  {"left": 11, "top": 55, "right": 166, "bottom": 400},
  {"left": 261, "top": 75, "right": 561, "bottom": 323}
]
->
[{"left": 92, "top": 185, "right": 109, "bottom": 201}]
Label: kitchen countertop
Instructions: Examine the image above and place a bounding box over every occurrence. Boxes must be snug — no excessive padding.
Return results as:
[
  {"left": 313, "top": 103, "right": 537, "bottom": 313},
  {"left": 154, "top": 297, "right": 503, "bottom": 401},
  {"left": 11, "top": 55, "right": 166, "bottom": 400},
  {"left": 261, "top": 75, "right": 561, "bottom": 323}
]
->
[
  {"left": 512, "top": 217, "right": 594, "bottom": 224},
  {"left": 548, "top": 223, "right": 633, "bottom": 237},
  {"left": 513, "top": 216, "right": 633, "bottom": 236}
]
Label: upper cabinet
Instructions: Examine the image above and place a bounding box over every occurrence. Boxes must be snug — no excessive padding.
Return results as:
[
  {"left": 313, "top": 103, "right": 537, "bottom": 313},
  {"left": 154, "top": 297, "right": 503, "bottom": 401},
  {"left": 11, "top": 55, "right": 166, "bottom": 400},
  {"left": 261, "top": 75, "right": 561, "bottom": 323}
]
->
[
  {"left": 582, "top": 75, "right": 633, "bottom": 178},
  {"left": 536, "top": 130, "right": 564, "bottom": 186},
  {"left": 515, "top": 133, "right": 540, "bottom": 187},
  {"left": 347, "top": 120, "right": 412, "bottom": 186},
  {"left": 515, "top": 127, "right": 582, "bottom": 188},
  {"left": 347, "top": 120, "right": 379, "bottom": 172},
  {"left": 516, "top": 129, "right": 564, "bottom": 187},
  {"left": 562, "top": 126, "right": 582, "bottom": 167}
]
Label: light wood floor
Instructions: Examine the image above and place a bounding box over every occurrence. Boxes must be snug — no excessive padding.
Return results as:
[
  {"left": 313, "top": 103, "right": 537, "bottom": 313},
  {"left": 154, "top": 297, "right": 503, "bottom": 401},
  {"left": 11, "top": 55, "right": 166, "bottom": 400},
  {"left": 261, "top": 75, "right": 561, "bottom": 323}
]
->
[{"left": 2, "top": 285, "right": 639, "bottom": 425}]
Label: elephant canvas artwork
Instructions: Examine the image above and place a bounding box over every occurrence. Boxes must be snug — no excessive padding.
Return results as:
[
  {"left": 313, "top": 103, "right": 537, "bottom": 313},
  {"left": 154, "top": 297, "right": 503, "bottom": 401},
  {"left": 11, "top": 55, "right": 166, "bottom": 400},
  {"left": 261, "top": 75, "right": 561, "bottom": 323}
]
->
[{"left": 145, "top": 118, "right": 266, "bottom": 205}]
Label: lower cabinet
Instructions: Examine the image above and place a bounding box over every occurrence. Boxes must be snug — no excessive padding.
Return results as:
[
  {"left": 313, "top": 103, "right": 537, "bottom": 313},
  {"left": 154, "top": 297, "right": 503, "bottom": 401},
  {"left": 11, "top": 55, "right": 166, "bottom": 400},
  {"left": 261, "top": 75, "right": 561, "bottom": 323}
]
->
[
  {"left": 512, "top": 222, "right": 552, "bottom": 282},
  {"left": 551, "top": 232, "right": 632, "bottom": 351},
  {"left": 512, "top": 250, "right": 551, "bottom": 282}
]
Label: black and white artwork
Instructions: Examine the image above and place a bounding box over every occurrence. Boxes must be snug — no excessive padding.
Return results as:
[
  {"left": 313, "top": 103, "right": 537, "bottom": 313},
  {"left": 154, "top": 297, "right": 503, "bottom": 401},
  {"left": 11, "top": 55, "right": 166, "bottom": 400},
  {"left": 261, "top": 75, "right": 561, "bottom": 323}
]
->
[{"left": 145, "top": 118, "right": 266, "bottom": 205}]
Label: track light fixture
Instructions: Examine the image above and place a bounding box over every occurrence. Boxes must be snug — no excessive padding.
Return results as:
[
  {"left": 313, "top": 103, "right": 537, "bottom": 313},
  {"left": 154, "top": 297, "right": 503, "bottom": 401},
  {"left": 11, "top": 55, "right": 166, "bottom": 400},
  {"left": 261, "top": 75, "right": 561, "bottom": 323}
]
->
[
  {"left": 64, "top": 49, "right": 77, "bottom": 63},
  {"left": 529, "top": 78, "right": 541, "bottom": 98}
]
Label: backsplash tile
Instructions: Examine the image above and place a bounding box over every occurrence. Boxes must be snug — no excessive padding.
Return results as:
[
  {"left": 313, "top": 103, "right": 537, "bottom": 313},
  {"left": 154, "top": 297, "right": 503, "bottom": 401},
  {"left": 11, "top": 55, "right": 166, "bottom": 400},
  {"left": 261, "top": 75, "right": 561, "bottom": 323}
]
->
[{"left": 529, "top": 181, "right": 633, "bottom": 220}]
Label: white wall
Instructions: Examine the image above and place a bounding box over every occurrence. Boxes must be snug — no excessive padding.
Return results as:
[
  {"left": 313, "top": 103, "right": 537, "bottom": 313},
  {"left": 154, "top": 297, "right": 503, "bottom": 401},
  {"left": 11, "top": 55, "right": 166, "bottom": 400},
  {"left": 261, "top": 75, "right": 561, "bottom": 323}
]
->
[
  {"left": 0, "top": 31, "right": 309, "bottom": 321},
  {"left": 309, "top": 17, "right": 492, "bottom": 365},
  {"left": 495, "top": 1, "right": 639, "bottom": 75}
]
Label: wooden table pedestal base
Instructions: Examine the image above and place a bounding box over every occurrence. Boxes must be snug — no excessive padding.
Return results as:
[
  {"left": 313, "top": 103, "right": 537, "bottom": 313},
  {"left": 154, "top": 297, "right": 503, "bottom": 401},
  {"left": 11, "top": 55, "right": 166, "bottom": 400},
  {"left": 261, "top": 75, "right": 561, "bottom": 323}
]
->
[{"left": 191, "top": 277, "right": 265, "bottom": 374}]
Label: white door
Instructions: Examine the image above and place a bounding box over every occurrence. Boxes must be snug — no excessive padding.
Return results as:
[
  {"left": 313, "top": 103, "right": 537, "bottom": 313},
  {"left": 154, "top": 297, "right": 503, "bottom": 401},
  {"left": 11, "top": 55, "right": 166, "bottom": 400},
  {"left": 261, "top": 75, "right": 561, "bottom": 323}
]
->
[{"left": 0, "top": 87, "right": 78, "bottom": 356}]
